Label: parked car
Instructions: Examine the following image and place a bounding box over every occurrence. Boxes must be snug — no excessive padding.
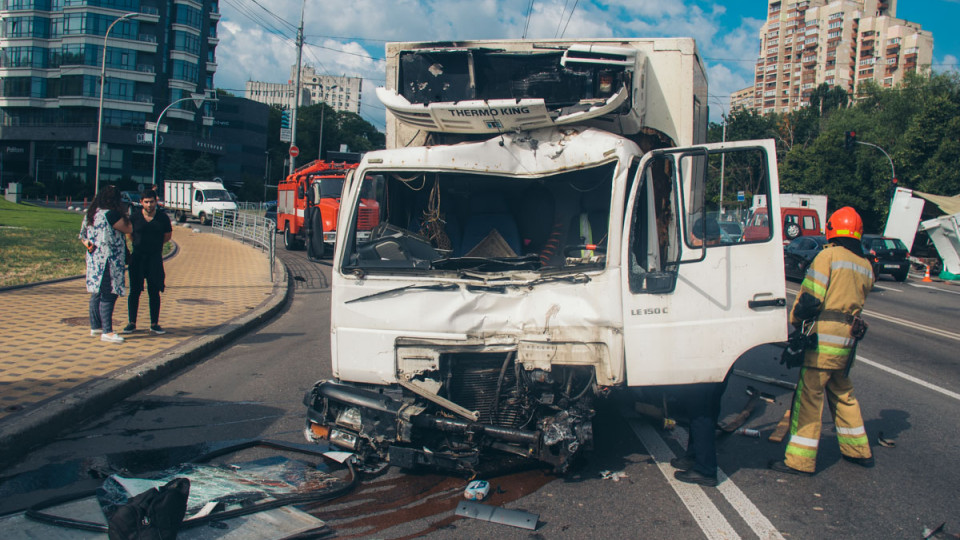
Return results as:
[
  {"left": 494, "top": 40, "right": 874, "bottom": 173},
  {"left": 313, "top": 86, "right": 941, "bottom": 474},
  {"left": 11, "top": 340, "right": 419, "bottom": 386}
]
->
[
  {"left": 263, "top": 201, "right": 277, "bottom": 225},
  {"left": 861, "top": 234, "right": 910, "bottom": 281},
  {"left": 120, "top": 191, "right": 141, "bottom": 215},
  {"left": 783, "top": 235, "right": 827, "bottom": 281},
  {"left": 718, "top": 220, "right": 743, "bottom": 243}
]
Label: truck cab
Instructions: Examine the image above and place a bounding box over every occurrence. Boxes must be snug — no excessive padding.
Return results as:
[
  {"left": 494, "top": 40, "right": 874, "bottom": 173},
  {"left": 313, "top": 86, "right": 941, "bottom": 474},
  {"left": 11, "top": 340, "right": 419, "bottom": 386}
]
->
[{"left": 304, "top": 38, "right": 787, "bottom": 473}]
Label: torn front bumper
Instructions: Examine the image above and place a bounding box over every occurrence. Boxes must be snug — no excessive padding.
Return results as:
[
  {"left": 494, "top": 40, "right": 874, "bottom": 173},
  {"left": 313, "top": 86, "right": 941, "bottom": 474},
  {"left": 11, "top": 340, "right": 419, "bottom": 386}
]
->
[{"left": 303, "top": 379, "right": 594, "bottom": 473}]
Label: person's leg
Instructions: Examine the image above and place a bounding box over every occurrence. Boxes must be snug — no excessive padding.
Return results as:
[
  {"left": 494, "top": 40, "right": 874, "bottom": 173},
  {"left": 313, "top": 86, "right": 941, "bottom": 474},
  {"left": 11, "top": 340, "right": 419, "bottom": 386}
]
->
[
  {"left": 126, "top": 258, "right": 143, "bottom": 329},
  {"left": 98, "top": 266, "right": 117, "bottom": 335},
  {"left": 146, "top": 276, "right": 161, "bottom": 326},
  {"left": 826, "top": 371, "right": 872, "bottom": 461},
  {"left": 783, "top": 367, "right": 829, "bottom": 473},
  {"left": 89, "top": 291, "right": 102, "bottom": 332}
]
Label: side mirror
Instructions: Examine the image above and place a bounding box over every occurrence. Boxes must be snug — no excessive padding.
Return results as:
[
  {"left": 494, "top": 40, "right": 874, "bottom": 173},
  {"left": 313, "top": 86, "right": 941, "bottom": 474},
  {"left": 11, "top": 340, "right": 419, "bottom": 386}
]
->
[{"left": 297, "top": 185, "right": 305, "bottom": 199}]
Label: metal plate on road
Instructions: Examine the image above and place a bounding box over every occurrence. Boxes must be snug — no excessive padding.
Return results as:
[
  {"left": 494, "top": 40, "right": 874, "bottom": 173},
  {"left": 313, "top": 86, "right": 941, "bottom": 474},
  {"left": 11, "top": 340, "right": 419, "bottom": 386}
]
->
[{"left": 455, "top": 501, "right": 539, "bottom": 530}]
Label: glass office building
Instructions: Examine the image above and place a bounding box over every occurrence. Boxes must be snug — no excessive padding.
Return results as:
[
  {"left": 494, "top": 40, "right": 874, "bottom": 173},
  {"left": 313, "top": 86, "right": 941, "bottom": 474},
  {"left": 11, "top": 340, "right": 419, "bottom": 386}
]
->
[{"left": 0, "top": 0, "right": 222, "bottom": 193}]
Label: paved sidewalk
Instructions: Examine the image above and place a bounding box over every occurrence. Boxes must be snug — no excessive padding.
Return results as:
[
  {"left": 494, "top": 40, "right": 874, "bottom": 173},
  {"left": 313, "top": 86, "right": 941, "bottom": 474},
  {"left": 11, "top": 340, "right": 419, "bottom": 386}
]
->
[{"left": 0, "top": 228, "right": 289, "bottom": 468}]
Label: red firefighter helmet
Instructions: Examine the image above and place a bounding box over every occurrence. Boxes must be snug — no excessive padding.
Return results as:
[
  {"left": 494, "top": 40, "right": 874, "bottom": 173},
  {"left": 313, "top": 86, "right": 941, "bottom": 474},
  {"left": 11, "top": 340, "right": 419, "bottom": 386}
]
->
[{"left": 825, "top": 206, "right": 863, "bottom": 241}]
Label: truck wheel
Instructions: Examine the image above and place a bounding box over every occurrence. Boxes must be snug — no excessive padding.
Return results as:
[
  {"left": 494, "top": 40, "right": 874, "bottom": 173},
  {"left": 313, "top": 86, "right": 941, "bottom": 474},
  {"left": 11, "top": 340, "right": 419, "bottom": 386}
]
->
[
  {"left": 785, "top": 222, "right": 801, "bottom": 240},
  {"left": 199, "top": 212, "right": 208, "bottom": 225},
  {"left": 284, "top": 224, "right": 299, "bottom": 251},
  {"left": 175, "top": 210, "right": 186, "bottom": 223},
  {"left": 308, "top": 212, "right": 325, "bottom": 260}
]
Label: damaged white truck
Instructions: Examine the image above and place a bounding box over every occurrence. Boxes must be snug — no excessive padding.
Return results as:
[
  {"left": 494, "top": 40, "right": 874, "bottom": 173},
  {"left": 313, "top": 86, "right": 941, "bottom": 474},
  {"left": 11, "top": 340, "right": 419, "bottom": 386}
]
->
[{"left": 304, "top": 38, "right": 788, "bottom": 473}]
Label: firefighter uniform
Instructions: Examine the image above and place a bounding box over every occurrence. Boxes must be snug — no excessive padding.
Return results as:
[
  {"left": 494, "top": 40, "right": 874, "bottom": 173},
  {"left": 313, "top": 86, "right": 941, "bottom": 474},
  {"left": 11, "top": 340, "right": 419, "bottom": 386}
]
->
[{"left": 783, "top": 242, "right": 875, "bottom": 473}]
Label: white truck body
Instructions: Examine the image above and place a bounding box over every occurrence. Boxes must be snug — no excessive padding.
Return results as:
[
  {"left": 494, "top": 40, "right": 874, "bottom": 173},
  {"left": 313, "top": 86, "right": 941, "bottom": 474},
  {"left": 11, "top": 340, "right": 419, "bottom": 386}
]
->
[
  {"left": 304, "top": 38, "right": 787, "bottom": 473},
  {"left": 163, "top": 180, "right": 238, "bottom": 224}
]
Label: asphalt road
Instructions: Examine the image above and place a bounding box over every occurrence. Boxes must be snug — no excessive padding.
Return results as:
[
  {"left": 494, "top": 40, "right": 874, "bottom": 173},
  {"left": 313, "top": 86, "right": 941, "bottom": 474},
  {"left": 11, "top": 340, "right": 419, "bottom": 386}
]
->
[{"left": 1, "top": 244, "right": 958, "bottom": 539}]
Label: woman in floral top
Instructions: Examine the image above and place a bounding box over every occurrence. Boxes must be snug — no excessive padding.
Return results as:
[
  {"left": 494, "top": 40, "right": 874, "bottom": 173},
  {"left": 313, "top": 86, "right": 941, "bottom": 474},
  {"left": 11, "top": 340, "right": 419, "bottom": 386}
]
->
[{"left": 79, "top": 185, "right": 132, "bottom": 343}]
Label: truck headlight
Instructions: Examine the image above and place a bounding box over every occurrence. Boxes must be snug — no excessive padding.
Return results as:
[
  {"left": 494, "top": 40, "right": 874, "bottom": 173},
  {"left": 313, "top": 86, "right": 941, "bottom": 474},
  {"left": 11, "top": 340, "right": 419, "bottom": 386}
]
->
[
  {"left": 329, "top": 428, "right": 359, "bottom": 450},
  {"left": 336, "top": 407, "right": 363, "bottom": 431}
]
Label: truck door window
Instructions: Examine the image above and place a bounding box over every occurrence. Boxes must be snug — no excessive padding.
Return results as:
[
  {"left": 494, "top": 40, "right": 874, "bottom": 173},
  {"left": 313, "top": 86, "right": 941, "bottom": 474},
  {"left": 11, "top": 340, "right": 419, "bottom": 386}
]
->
[
  {"left": 195, "top": 191, "right": 203, "bottom": 202},
  {"left": 684, "top": 146, "right": 772, "bottom": 248},
  {"left": 802, "top": 214, "right": 816, "bottom": 231},
  {"left": 628, "top": 154, "right": 681, "bottom": 294}
]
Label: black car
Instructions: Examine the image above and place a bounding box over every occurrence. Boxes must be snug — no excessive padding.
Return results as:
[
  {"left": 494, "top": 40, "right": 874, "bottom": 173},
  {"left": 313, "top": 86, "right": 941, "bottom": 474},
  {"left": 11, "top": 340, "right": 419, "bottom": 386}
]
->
[
  {"left": 861, "top": 234, "right": 910, "bottom": 281},
  {"left": 263, "top": 201, "right": 277, "bottom": 225},
  {"left": 783, "top": 235, "right": 827, "bottom": 281}
]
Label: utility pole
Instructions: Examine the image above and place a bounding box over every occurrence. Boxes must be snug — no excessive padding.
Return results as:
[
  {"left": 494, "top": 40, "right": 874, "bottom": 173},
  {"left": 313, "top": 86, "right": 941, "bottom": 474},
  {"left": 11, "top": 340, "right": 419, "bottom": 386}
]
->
[{"left": 289, "top": 0, "right": 305, "bottom": 175}]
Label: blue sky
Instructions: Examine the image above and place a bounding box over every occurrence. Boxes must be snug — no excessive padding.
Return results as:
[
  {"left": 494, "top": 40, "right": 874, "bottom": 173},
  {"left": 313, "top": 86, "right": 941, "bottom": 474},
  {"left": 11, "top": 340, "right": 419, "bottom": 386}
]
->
[{"left": 217, "top": 1, "right": 960, "bottom": 129}]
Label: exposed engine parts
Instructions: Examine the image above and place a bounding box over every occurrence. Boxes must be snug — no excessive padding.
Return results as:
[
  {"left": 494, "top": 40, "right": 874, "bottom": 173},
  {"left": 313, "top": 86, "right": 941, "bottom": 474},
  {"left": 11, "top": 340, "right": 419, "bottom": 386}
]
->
[{"left": 303, "top": 353, "right": 597, "bottom": 474}]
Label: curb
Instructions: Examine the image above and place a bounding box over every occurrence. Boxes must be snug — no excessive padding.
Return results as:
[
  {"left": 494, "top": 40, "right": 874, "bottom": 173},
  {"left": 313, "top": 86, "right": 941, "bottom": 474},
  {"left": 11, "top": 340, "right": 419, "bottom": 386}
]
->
[{"left": 0, "top": 254, "right": 291, "bottom": 471}]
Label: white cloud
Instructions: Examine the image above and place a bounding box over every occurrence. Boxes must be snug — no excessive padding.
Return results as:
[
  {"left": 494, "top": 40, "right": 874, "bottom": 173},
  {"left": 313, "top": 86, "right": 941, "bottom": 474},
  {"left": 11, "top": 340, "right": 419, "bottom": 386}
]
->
[{"left": 215, "top": 0, "right": 761, "bottom": 126}]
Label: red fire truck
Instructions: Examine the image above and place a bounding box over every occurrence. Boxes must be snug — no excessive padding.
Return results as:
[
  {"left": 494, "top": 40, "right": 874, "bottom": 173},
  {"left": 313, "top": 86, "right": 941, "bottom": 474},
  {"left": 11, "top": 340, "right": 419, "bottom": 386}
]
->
[{"left": 276, "top": 160, "right": 379, "bottom": 259}]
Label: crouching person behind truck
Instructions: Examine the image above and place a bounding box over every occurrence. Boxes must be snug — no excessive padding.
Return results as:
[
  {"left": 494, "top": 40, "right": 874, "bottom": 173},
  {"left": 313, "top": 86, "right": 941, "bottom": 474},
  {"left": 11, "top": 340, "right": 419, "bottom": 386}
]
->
[
  {"left": 123, "top": 188, "right": 172, "bottom": 335},
  {"left": 769, "top": 207, "right": 875, "bottom": 476}
]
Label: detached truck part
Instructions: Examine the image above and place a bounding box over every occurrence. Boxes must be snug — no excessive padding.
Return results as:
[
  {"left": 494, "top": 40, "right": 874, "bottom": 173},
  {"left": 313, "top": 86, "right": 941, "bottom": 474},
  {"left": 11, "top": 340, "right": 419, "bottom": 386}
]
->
[
  {"left": 303, "top": 38, "right": 788, "bottom": 474},
  {"left": 163, "top": 180, "right": 238, "bottom": 225}
]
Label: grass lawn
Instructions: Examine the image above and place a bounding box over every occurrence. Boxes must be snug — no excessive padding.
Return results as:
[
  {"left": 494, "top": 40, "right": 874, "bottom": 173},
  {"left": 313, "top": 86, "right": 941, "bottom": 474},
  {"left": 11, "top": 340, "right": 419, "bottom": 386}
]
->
[
  {"left": 0, "top": 199, "right": 87, "bottom": 287},
  {"left": 1, "top": 199, "right": 176, "bottom": 287}
]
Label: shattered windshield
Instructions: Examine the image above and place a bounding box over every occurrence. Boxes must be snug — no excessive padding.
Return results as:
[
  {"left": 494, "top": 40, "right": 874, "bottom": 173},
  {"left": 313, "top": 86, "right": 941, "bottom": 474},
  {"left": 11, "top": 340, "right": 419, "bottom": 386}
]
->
[{"left": 341, "top": 163, "right": 617, "bottom": 274}]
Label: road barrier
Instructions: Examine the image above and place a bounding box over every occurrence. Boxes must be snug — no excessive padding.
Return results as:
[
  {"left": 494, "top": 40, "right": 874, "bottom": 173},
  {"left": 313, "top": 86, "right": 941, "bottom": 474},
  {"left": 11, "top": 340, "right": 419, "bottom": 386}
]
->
[{"left": 212, "top": 209, "right": 277, "bottom": 281}]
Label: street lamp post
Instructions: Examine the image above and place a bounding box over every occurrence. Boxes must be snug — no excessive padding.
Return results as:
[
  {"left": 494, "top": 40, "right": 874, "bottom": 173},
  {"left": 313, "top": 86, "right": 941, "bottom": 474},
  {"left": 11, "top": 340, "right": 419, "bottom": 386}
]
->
[
  {"left": 94, "top": 12, "right": 138, "bottom": 196},
  {"left": 150, "top": 93, "right": 217, "bottom": 186}
]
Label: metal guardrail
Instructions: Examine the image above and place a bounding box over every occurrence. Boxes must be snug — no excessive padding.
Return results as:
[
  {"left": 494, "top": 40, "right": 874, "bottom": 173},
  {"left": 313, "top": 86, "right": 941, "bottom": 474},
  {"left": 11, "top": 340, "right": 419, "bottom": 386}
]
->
[{"left": 212, "top": 210, "right": 277, "bottom": 281}]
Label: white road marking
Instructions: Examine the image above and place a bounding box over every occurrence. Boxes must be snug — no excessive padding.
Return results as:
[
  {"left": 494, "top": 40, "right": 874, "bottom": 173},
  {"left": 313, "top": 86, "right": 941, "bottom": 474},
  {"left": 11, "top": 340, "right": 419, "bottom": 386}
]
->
[
  {"left": 858, "top": 355, "right": 960, "bottom": 402},
  {"left": 631, "top": 420, "right": 782, "bottom": 540},
  {"left": 673, "top": 426, "right": 786, "bottom": 540},
  {"left": 785, "top": 286, "right": 960, "bottom": 342},
  {"left": 872, "top": 284, "right": 902, "bottom": 292},
  {"left": 910, "top": 282, "right": 960, "bottom": 296}
]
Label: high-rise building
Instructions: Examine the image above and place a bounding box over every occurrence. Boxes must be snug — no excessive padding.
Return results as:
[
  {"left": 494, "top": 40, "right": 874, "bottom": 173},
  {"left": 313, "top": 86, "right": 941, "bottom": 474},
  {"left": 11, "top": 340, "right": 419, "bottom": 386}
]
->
[
  {"left": 732, "top": 0, "right": 932, "bottom": 115},
  {"left": 0, "top": 0, "right": 223, "bottom": 191},
  {"left": 245, "top": 65, "right": 361, "bottom": 114}
]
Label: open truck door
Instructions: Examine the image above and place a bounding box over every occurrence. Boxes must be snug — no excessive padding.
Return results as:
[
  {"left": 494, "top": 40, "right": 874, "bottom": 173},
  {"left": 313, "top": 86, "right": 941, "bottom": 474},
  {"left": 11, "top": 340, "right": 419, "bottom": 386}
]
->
[{"left": 620, "top": 139, "right": 787, "bottom": 386}]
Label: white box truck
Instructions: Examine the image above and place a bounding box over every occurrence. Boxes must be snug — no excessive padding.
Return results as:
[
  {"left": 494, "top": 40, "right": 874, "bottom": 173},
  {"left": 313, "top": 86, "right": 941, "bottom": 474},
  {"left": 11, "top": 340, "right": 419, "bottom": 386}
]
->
[
  {"left": 303, "top": 38, "right": 788, "bottom": 473},
  {"left": 163, "top": 180, "right": 238, "bottom": 225}
]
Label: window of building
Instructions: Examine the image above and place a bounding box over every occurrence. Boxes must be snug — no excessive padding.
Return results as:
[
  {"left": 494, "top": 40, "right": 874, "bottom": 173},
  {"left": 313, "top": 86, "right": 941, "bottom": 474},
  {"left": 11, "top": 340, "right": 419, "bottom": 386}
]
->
[
  {"left": 173, "top": 31, "right": 200, "bottom": 55},
  {"left": 174, "top": 5, "right": 202, "bottom": 29},
  {"left": 170, "top": 60, "right": 199, "bottom": 83}
]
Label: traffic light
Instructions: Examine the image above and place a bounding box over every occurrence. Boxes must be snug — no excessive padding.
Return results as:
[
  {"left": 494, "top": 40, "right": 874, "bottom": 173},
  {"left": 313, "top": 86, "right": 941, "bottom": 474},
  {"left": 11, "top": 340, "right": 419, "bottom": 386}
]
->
[
  {"left": 281, "top": 110, "right": 291, "bottom": 129},
  {"left": 844, "top": 130, "right": 856, "bottom": 150}
]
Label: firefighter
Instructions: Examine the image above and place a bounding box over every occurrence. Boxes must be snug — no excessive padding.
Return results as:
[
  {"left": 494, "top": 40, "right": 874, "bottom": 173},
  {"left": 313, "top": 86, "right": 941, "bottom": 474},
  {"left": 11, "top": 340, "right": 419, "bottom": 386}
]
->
[{"left": 769, "top": 206, "right": 875, "bottom": 476}]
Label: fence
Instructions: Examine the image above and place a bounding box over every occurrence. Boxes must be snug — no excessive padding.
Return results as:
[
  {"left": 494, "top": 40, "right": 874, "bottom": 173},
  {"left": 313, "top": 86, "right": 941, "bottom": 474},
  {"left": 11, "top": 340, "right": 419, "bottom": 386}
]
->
[{"left": 212, "top": 210, "right": 277, "bottom": 281}]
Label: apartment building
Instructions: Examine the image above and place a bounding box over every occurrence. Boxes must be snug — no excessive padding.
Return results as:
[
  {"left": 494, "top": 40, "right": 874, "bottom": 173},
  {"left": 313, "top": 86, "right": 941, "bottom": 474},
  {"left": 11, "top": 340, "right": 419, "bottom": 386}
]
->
[
  {"left": 245, "top": 64, "right": 361, "bottom": 114},
  {"left": 733, "top": 0, "right": 932, "bottom": 115},
  {"left": 0, "top": 0, "right": 225, "bottom": 190}
]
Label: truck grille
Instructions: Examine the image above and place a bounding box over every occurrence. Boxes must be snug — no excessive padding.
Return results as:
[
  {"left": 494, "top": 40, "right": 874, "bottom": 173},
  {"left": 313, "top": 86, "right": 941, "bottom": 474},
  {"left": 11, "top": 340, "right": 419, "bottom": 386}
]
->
[
  {"left": 358, "top": 207, "right": 379, "bottom": 231},
  {"left": 446, "top": 353, "right": 523, "bottom": 428}
]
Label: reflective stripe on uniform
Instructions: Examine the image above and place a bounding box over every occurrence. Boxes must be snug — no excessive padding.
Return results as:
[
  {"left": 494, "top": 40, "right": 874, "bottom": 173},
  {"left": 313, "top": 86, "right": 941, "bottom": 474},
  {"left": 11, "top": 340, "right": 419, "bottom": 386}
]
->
[
  {"left": 831, "top": 260, "right": 873, "bottom": 278},
  {"left": 836, "top": 425, "right": 866, "bottom": 436},
  {"left": 818, "top": 333, "right": 856, "bottom": 348},
  {"left": 801, "top": 277, "right": 827, "bottom": 296},
  {"left": 788, "top": 434, "right": 820, "bottom": 447},
  {"left": 807, "top": 269, "right": 829, "bottom": 285},
  {"left": 836, "top": 425, "right": 869, "bottom": 446}
]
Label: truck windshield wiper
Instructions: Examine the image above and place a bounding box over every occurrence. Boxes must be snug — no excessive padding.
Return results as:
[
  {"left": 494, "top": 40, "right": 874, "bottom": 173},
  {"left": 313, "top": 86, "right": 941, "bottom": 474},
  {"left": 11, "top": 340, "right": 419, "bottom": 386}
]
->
[
  {"left": 430, "top": 254, "right": 541, "bottom": 272},
  {"left": 345, "top": 282, "right": 459, "bottom": 304}
]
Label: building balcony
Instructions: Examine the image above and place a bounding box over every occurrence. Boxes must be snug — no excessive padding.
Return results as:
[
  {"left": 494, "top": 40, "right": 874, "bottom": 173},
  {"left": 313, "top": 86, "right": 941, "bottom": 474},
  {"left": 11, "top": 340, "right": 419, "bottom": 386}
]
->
[
  {"left": 138, "top": 7, "right": 160, "bottom": 23},
  {"left": 206, "top": 61, "right": 217, "bottom": 72}
]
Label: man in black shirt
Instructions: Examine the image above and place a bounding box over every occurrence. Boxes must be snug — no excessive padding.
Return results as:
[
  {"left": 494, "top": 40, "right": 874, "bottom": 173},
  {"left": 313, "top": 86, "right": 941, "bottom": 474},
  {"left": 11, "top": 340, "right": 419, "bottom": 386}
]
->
[{"left": 123, "top": 188, "right": 173, "bottom": 334}]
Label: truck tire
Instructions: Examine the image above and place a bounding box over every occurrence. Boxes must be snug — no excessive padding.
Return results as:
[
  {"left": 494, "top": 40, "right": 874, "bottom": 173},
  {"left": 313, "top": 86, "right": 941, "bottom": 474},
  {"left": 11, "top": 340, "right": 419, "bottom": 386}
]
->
[
  {"left": 785, "top": 222, "right": 801, "bottom": 240},
  {"left": 175, "top": 210, "right": 186, "bottom": 223},
  {"left": 199, "top": 211, "right": 208, "bottom": 225},
  {"left": 284, "top": 223, "right": 299, "bottom": 251},
  {"left": 307, "top": 212, "right": 325, "bottom": 260}
]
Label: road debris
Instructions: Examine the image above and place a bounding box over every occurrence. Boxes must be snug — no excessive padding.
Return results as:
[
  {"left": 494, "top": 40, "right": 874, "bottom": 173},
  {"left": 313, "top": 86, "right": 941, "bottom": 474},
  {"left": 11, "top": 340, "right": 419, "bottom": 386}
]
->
[
  {"left": 769, "top": 409, "right": 792, "bottom": 443},
  {"left": 719, "top": 388, "right": 759, "bottom": 432},
  {"left": 733, "top": 369, "right": 798, "bottom": 390},
  {"left": 600, "top": 470, "right": 629, "bottom": 482},
  {"left": 455, "top": 501, "right": 538, "bottom": 530},
  {"left": 877, "top": 432, "right": 896, "bottom": 448},
  {"left": 735, "top": 428, "right": 761, "bottom": 438},
  {"left": 923, "top": 522, "right": 945, "bottom": 539},
  {"left": 464, "top": 480, "right": 490, "bottom": 500}
]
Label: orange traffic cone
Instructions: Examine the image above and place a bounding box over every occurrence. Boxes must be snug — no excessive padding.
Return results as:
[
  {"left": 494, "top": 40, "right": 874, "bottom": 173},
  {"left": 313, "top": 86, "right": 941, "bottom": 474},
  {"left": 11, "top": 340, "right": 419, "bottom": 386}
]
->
[{"left": 922, "top": 265, "right": 932, "bottom": 282}]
